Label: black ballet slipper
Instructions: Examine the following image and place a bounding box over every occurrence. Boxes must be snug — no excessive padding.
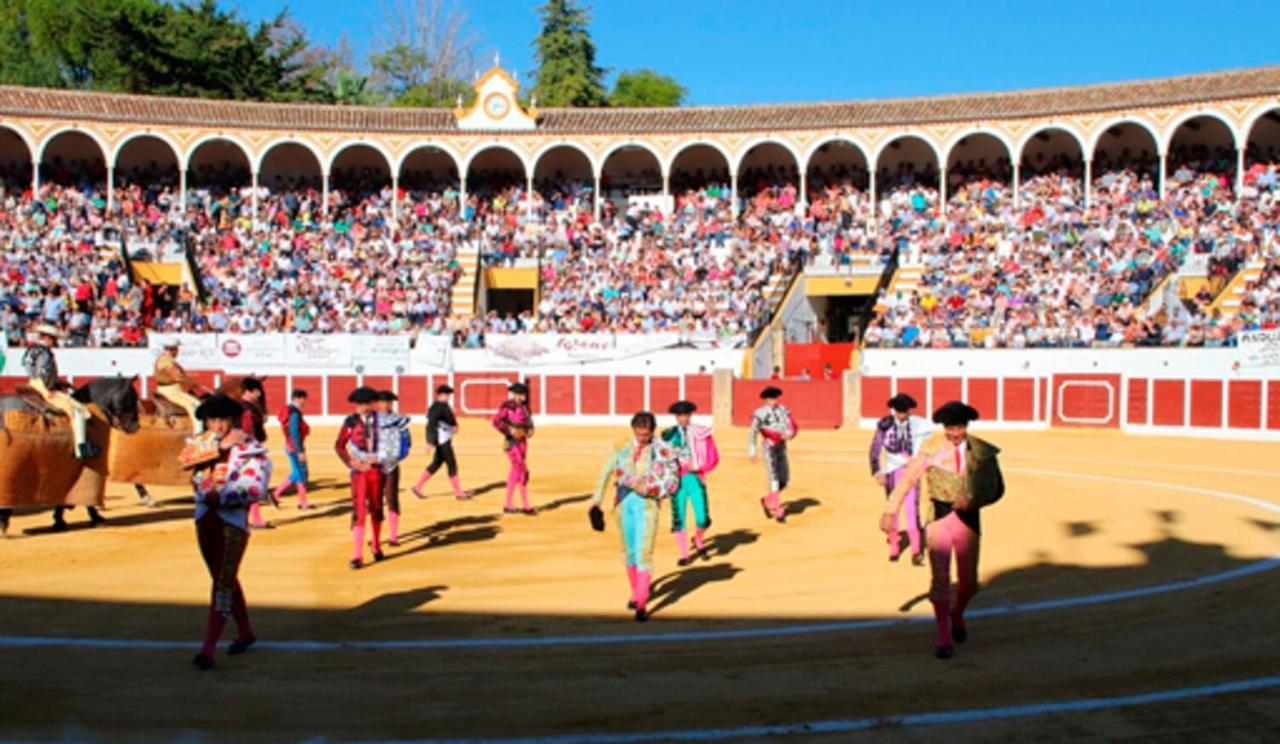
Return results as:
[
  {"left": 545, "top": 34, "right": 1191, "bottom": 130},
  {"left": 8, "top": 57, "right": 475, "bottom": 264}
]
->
[
  {"left": 228, "top": 636, "right": 256, "bottom": 655},
  {"left": 522, "top": 507, "right": 537, "bottom": 516},
  {"left": 51, "top": 519, "right": 69, "bottom": 533},
  {"left": 677, "top": 556, "right": 693, "bottom": 567},
  {"left": 935, "top": 645, "right": 954, "bottom": 660},
  {"left": 192, "top": 653, "right": 214, "bottom": 671},
  {"left": 889, "top": 552, "right": 901, "bottom": 563},
  {"left": 774, "top": 513, "right": 787, "bottom": 524},
  {"left": 634, "top": 609, "right": 649, "bottom": 622},
  {"left": 349, "top": 559, "right": 363, "bottom": 570},
  {"left": 912, "top": 552, "right": 926, "bottom": 567},
  {"left": 412, "top": 487, "right": 427, "bottom": 500},
  {"left": 698, "top": 546, "right": 711, "bottom": 562},
  {"left": 372, "top": 550, "right": 385, "bottom": 562},
  {"left": 951, "top": 621, "right": 968, "bottom": 645},
  {"left": 627, "top": 600, "right": 637, "bottom": 610},
  {"left": 503, "top": 507, "right": 519, "bottom": 515},
  {"left": 387, "top": 539, "right": 401, "bottom": 547}
]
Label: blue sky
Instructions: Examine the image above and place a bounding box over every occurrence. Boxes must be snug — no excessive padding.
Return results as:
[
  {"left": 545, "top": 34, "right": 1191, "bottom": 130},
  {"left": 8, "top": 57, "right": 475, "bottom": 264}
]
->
[{"left": 229, "top": 0, "right": 1280, "bottom": 105}]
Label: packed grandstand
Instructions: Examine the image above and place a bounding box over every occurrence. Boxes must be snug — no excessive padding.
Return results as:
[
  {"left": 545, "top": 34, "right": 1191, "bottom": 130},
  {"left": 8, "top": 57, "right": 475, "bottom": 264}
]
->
[{"left": 1, "top": 65, "right": 1279, "bottom": 350}]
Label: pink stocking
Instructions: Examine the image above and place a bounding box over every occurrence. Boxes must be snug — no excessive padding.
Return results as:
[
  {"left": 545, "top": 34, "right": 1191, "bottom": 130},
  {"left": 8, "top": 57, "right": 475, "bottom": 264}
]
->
[
  {"left": 449, "top": 476, "right": 467, "bottom": 499},
  {"left": 674, "top": 530, "right": 689, "bottom": 561},
  {"left": 352, "top": 524, "right": 366, "bottom": 562},
  {"left": 388, "top": 512, "right": 400, "bottom": 544},
  {"left": 504, "top": 469, "right": 518, "bottom": 510},
  {"left": 249, "top": 502, "right": 264, "bottom": 527},
  {"left": 635, "top": 570, "right": 652, "bottom": 610},
  {"left": 765, "top": 491, "right": 782, "bottom": 518},
  {"left": 296, "top": 482, "right": 309, "bottom": 507},
  {"left": 693, "top": 529, "right": 706, "bottom": 551},
  {"left": 371, "top": 519, "right": 383, "bottom": 552},
  {"left": 272, "top": 480, "right": 291, "bottom": 502},
  {"left": 927, "top": 512, "right": 980, "bottom": 646},
  {"left": 414, "top": 469, "right": 434, "bottom": 492}
]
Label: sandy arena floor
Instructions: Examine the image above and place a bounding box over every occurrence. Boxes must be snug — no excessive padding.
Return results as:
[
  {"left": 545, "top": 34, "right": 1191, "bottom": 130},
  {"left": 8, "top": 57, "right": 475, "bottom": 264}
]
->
[{"left": 1, "top": 423, "right": 1278, "bottom": 742}]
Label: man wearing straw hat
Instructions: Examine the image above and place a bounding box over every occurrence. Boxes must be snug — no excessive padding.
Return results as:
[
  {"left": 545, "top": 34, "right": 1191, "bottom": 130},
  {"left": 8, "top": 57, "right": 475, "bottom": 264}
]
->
[
  {"left": 22, "top": 323, "right": 98, "bottom": 459},
  {"left": 154, "top": 338, "right": 210, "bottom": 434}
]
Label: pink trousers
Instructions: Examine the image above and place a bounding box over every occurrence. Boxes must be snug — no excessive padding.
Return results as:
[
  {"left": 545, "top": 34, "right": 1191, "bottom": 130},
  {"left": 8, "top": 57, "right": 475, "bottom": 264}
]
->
[{"left": 926, "top": 511, "right": 980, "bottom": 647}]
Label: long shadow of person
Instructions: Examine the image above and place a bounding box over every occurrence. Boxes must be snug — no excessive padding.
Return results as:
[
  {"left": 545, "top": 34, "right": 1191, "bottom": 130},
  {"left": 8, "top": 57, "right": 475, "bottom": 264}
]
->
[
  {"left": 383, "top": 514, "right": 502, "bottom": 563},
  {"left": 348, "top": 585, "right": 449, "bottom": 617},
  {"left": 707, "top": 529, "right": 760, "bottom": 558},
  {"left": 647, "top": 564, "right": 743, "bottom": 616},
  {"left": 464, "top": 480, "right": 508, "bottom": 498},
  {"left": 784, "top": 497, "right": 820, "bottom": 519},
  {"left": 537, "top": 493, "right": 593, "bottom": 513}
]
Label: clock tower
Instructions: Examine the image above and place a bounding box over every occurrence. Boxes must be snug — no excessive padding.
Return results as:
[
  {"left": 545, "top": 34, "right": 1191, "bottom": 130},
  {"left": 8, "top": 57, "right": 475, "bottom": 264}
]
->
[{"left": 454, "top": 60, "right": 538, "bottom": 131}]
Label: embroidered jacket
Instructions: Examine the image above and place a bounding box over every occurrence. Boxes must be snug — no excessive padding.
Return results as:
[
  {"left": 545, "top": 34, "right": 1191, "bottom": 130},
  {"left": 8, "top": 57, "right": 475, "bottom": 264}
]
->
[
  {"left": 660, "top": 424, "right": 720, "bottom": 480},
  {"left": 492, "top": 399, "right": 533, "bottom": 437},
  {"left": 240, "top": 400, "right": 267, "bottom": 442},
  {"left": 278, "top": 404, "right": 310, "bottom": 454},
  {"left": 22, "top": 344, "right": 58, "bottom": 388},
  {"left": 869, "top": 414, "right": 931, "bottom": 475},
  {"left": 335, "top": 413, "right": 379, "bottom": 471},
  {"left": 193, "top": 436, "right": 272, "bottom": 532},
  {"left": 748, "top": 404, "right": 795, "bottom": 458},
  {"left": 376, "top": 412, "right": 412, "bottom": 474},
  {"left": 593, "top": 436, "right": 680, "bottom": 506}
]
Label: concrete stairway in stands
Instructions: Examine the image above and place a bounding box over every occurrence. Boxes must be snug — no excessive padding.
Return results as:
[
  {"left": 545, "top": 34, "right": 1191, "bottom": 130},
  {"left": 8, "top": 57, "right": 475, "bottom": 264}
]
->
[
  {"left": 451, "top": 245, "right": 481, "bottom": 318},
  {"left": 1211, "top": 258, "right": 1266, "bottom": 319},
  {"left": 873, "top": 262, "right": 923, "bottom": 313}
]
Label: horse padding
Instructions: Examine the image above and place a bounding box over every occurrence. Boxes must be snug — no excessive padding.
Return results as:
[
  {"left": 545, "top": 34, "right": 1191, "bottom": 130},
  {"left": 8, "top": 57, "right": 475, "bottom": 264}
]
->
[
  {"left": 0, "top": 409, "right": 107, "bottom": 507},
  {"left": 107, "top": 414, "right": 194, "bottom": 486}
]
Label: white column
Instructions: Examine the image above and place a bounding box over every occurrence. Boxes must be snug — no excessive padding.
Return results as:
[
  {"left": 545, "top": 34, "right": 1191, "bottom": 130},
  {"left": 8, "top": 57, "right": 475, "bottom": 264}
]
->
[
  {"left": 251, "top": 171, "right": 259, "bottom": 221},
  {"left": 106, "top": 166, "right": 115, "bottom": 213},
  {"left": 1236, "top": 147, "right": 1245, "bottom": 198},
  {"left": 321, "top": 170, "right": 330, "bottom": 218},
  {"left": 593, "top": 174, "right": 601, "bottom": 222},
  {"left": 1157, "top": 154, "right": 1165, "bottom": 198},
  {"left": 33, "top": 161, "right": 40, "bottom": 195},
  {"left": 526, "top": 174, "right": 534, "bottom": 217},
  {"left": 179, "top": 169, "right": 188, "bottom": 212},
  {"left": 799, "top": 168, "right": 808, "bottom": 213},
  {"left": 1012, "top": 162, "right": 1021, "bottom": 210},
  {"left": 730, "top": 171, "right": 739, "bottom": 220},
  {"left": 391, "top": 173, "right": 399, "bottom": 223},
  {"left": 939, "top": 165, "right": 948, "bottom": 237},
  {"left": 1084, "top": 159, "right": 1092, "bottom": 209}
]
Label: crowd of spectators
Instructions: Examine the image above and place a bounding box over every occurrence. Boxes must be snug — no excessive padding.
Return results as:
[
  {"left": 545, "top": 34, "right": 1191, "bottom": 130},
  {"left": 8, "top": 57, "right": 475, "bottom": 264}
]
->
[
  {"left": 866, "top": 146, "right": 1280, "bottom": 348},
  {"left": 3, "top": 140, "right": 1279, "bottom": 350}
]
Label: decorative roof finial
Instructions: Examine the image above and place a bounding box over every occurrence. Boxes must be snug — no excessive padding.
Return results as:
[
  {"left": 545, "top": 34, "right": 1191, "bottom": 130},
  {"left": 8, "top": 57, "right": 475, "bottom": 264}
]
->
[{"left": 494, "top": 51, "right": 501, "bottom": 68}]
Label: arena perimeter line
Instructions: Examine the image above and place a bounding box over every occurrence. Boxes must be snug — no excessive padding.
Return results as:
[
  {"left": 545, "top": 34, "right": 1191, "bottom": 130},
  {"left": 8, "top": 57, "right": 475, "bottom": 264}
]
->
[
  {"left": 361, "top": 675, "right": 1280, "bottom": 743},
  {"left": 0, "top": 469, "right": 1275, "bottom": 652}
]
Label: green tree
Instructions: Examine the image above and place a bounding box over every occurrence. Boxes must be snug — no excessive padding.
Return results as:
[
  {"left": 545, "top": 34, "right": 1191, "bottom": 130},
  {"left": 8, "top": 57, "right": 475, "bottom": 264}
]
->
[
  {"left": 530, "top": 0, "right": 606, "bottom": 107},
  {"left": 609, "top": 69, "right": 685, "bottom": 107}
]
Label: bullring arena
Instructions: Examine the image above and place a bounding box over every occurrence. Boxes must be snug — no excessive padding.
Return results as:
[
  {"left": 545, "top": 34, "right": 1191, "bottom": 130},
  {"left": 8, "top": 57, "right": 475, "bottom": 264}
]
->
[{"left": 2, "top": 60, "right": 1280, "bottom": 742}]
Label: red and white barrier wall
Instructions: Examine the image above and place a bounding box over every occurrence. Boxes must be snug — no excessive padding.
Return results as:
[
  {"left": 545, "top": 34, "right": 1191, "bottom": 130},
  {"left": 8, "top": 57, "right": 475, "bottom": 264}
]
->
[{"left": 859, "top": 349, "right": 1280, "bottom": 440}]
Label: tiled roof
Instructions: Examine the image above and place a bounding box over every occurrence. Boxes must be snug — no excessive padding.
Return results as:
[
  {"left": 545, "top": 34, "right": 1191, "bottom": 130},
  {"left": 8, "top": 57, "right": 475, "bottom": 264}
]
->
[{"left": 2, "top": 66, "right": 1278, "bottom": 135}]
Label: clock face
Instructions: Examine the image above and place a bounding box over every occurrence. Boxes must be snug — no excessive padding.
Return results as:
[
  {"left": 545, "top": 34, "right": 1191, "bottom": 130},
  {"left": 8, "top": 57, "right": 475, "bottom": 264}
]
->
[{"left": 484, "top": 93, "right": 510, "bottom": 119}]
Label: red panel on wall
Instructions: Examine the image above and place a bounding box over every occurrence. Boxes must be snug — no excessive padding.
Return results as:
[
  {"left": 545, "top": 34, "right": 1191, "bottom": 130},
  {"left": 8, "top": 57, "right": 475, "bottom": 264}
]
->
[
  {"left": 1151, "top": 380, "right": 1186, "bottom": 427},
  {"left": 648, "top": 377, "right": 680, "bottom": 412},
  {"left": 1189, "top": 380, "right": 1223, "bottom": 428},
  {"left": 1227, "top": 380, "right": 1261, "bottom": 430},
  {"left": 580, "top": 376, "right": 611, "bottom": 415},
  {"left": 896, "top": 378, "right": 928, "bottom": 412},
  {"left": 861, "top": 376, "right": 892, "bottom": 418},
  {"left": 784, "top": 343, "right": 856, "bottom": 377},
  {"left": 455, "top": 373, "right": 517, "bottom": 417},
  {"left": 967, "top": 378, "right": 998, "bottom": 422},
  {"left": 1127, "top": 378, "right": 1149, "bottom": 425},
  {"left": 1052, "top": 374, "right": 1120, "bottom": 428},
  {"left": 1268, "top": 382, "right": 1280, "bottom": 430},
  {"left": 931, "top": 378, "right": 963, "bottom": 409},
  {"left": 683, "top": 375, "right": 713, "bottom": 412},
  {"left": 732, "top": 379, "right": 842, "bottom": 429},
  {"left": 524, "top": 376, "right": 543, "bottom": 414},
  {"left": 614, "top": 377, "right": 645, "bottom": 412},
  {"left": 1002, "top": 379, "right": 1036, "bottom": 421},
  {"left": 396, "top": 376, "right": 429, "bottom": 416},
  {"left": 544, "top": 376, "right": 577, "bottom": 415},
  {"left": 362, "top": 376, "right": 393, "bottom": 397},
  {"left": 326, "top": 376, "right": 359, "bottom": 416}
]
